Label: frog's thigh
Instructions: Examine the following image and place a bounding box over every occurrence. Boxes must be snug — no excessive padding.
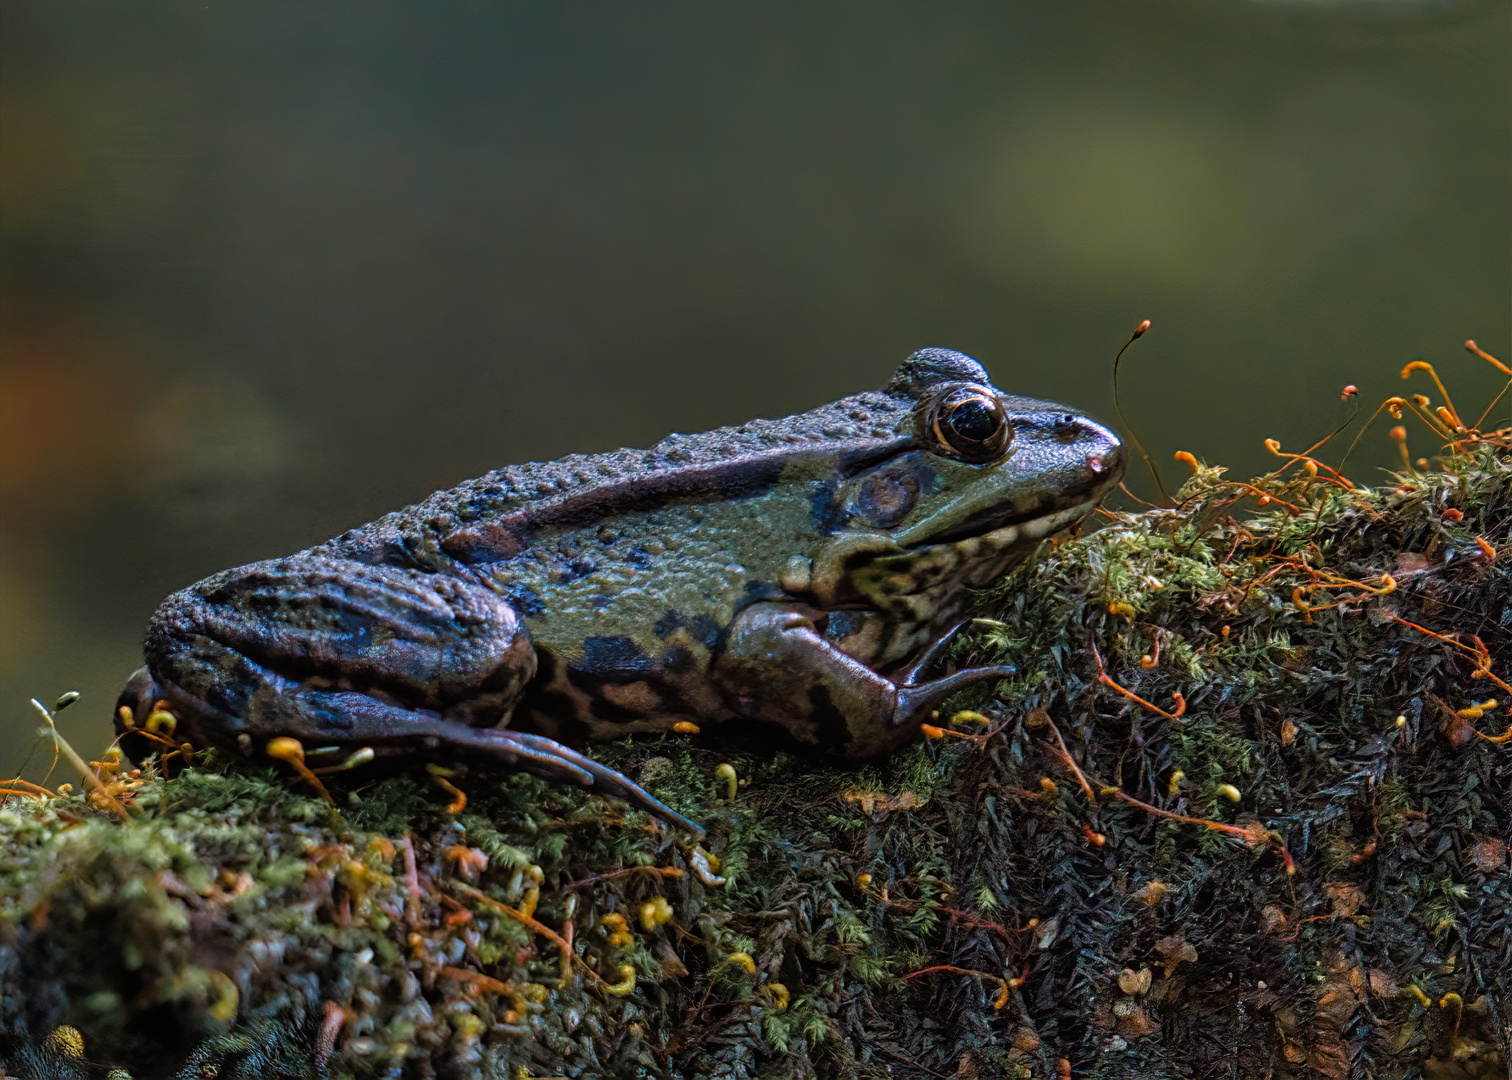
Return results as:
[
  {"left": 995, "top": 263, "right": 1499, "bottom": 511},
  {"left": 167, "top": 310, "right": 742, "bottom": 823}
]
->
[{"left": 145, "top": 555, "right": 535, "bottom": 723}]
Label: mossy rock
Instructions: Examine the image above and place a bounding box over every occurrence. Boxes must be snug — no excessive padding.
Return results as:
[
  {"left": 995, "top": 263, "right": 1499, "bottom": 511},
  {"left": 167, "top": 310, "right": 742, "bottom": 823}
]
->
[{"left": 2, "top": 449, "right": 1507, "bottom": 1079}]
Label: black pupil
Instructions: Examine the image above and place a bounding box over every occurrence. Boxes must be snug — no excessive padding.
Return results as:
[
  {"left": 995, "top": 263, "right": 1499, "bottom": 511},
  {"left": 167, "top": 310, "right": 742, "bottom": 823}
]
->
[{"left": 948, "top": 398, "right": 998, "bottom": 442}]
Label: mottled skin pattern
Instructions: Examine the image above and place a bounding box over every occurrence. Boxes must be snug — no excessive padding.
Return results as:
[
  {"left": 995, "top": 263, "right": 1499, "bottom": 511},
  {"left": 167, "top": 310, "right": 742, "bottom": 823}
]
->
[{"left": 116, "top": 349, "right": 1125, "bottom": 832}]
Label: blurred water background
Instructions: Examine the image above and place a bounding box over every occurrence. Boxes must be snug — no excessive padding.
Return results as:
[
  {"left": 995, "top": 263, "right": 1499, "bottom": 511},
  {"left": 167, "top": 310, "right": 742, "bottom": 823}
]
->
[{"left": 2, "top": 2, "right": 1507, "bottom": 779}]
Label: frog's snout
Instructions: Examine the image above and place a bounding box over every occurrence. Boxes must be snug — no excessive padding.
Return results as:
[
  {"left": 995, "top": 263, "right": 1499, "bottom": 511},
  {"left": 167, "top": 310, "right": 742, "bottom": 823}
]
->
[
  {"left": 1081, "top": 418, "right": 1127, "bottom": 490},
  {"left": 1064, "top": 411, "right": 1124, "bottom": 496}
]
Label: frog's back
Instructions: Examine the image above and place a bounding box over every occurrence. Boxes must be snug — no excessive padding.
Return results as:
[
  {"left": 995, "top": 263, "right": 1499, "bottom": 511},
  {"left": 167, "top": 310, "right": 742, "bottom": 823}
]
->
[{"left": 322, "top": 388, "right": 909, "bottom": 564}]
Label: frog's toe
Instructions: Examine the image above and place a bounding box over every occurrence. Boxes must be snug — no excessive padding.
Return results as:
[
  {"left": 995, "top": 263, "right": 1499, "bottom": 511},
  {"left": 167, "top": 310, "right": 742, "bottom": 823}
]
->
[
  {"left": 464, "top": 728, "right": 704, "bottom": 836},
  {"left": 894, "top": 663, "right": 1018, "bottom": 725}
]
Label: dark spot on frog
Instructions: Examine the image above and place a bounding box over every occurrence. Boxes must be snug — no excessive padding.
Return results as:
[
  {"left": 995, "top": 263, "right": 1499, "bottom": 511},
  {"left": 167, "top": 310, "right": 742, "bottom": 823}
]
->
[
  {"left": 741, "top": 580, "right": 786, "bottom": 607},
  {"left": 580, "top": 634, "right": 655, "bottom": 677},
  {"left": 553, "top": 557, "right": 596, "bottom": 584},
  {"left": 498, "top": 583, "right": 546, "bottom": 617},
  {"left": 689, "top": 614, "right": 722, "bottom": 650},
  {"left": 822, "top": 609, "right": 867, "bottom": 641},
  {"left": 808, "top": 481, "right": 846, "bottom": 534},
  {"left": 328, "top": 611, "right": 376, "bottom": 648},
  {"left": 656, "top": 610, "right": 723, "bottom": 650},
  {"left": 624, "top": 546, "right": 654, "bottom": 569},
  {"left": 664, "top": 644, "right": 696, "bottom": 672},
  {"left": 747, "top": 683, "right": 851, "bottom": 755}
]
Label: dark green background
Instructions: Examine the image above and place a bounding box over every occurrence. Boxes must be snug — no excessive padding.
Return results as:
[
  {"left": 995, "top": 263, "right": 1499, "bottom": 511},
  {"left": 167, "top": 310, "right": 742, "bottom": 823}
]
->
[{"left": 2, "top": 2, "right": 1508, "bottom": 779}]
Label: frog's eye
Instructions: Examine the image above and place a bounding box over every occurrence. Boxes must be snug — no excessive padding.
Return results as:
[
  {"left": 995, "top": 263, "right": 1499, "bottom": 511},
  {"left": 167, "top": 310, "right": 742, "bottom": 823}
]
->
[{"left": 929, "top": 388, "right": 1011, "bottom": 463}]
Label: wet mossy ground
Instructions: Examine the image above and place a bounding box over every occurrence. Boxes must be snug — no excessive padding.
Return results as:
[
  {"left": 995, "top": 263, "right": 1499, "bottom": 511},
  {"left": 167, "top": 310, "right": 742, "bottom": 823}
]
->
[{"left": 2, "top": 448, "right": 1508, "bottom": 1080}]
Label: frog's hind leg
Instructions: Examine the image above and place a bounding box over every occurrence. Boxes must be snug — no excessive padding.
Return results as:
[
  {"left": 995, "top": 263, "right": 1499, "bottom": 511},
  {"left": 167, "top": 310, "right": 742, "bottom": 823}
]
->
[
  {"left": 140, "top": 554, "right": 539, "bottom": 723},
  {"left": 228, "top": 680, "right": 702, "bottom": 833},
  {"left": 131, "top": 670, "right": 701, "bottom": 833},
  {"left": 124, "top": 555, "right": 699, "bottom": 832}
]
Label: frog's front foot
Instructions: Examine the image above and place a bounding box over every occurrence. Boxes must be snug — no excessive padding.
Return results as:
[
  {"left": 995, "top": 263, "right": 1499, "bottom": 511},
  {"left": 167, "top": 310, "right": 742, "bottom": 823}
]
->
[{"left": 716, "top": 603, "right": 1017, "bottom": 761}]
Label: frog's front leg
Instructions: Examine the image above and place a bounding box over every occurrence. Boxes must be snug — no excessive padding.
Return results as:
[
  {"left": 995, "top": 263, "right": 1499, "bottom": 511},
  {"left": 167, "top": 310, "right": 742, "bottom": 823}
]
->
[
  {"left": 116, "top": 555, "right": 699, "bottom": 832},
  {"left": 713, "top": 601, "right": 1015, "bottom": 761}
]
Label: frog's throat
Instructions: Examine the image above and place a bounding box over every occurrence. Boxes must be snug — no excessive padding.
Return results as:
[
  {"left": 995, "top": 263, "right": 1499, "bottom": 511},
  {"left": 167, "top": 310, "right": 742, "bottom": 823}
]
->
[{"left": 802, "top": 495, "right": 1101, "bottom": 607}]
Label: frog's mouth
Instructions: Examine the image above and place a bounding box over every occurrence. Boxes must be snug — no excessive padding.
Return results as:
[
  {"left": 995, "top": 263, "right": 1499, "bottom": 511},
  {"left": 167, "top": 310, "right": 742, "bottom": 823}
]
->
[
  {"left": 847, "top": 495, "right": 1106, "bottom": 604},
  {"left": 920, "top": 494, "right": 1100, "bottom": 547}
]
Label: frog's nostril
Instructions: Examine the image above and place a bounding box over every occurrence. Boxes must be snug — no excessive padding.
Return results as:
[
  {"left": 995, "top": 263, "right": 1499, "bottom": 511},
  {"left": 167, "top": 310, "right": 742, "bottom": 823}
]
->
[
  {"left": 1088, "top": 450, "right": 1118, "bottom": 476},
  {"left": 1098, "top": 433, "right": 1129, "bottom": 468}
]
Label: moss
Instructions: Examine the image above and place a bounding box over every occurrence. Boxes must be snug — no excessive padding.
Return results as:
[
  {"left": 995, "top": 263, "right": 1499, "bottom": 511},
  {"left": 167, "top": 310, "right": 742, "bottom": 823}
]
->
[{"left": 3, "top": 445, "right": 1508, "bottom": 1079}]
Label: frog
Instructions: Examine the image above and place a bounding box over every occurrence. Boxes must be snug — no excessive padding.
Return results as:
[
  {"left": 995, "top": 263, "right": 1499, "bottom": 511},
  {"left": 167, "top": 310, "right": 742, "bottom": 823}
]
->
[{"left": 114, "top": 348, "right": 1125, "bottom": 834}]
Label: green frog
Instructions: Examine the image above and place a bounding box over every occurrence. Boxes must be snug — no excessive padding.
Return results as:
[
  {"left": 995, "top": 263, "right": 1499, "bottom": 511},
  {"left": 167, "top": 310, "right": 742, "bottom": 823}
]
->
[{"left": 114, "top": 348, "right": 1124, "bottom": 833}]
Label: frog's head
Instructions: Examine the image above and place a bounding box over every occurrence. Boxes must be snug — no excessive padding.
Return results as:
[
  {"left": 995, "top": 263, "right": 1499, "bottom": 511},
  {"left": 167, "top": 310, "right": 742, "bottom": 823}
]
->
[{"left": 800, "top": 348, "right": 1125, "bottom": 610}]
